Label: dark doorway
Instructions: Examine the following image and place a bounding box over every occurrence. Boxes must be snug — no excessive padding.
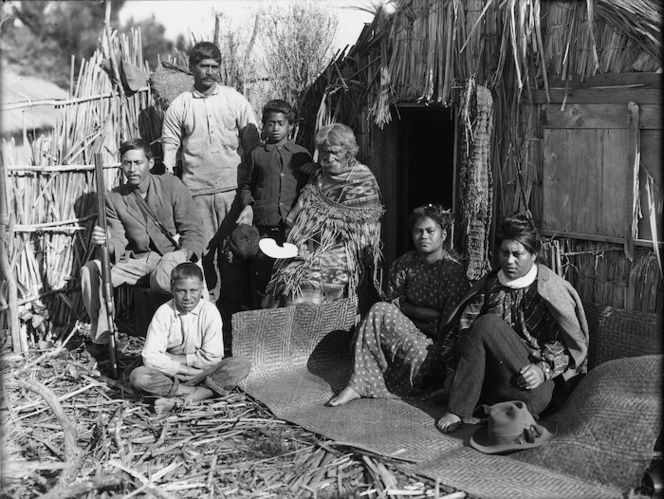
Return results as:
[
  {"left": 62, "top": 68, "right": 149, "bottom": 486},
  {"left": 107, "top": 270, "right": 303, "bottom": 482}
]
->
[{"left": 395, "top": 105, "right": 456, "bottom": 257}]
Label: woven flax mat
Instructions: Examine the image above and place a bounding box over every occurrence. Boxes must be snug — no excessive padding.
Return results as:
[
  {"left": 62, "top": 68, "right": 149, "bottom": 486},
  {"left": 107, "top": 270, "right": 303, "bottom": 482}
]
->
[{"left": 233, "top": 299, "right": 662, "bottom": 499}]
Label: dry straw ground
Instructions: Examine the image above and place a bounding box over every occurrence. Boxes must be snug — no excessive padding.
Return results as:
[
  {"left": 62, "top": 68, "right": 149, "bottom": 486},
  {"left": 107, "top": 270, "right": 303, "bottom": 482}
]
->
[{"left": 1, "top": 322, "right": 471, "bottom": 499}]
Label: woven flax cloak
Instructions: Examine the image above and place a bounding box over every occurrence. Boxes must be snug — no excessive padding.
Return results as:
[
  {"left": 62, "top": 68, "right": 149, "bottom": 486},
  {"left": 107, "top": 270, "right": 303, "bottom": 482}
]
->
[{"left": 263, "top": 162, "right": 383, "bottom": 306}]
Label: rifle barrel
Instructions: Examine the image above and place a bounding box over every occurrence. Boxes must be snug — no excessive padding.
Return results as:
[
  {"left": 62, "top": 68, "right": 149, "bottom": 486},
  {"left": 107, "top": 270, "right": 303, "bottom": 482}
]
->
[{"left": 94, "top": 153, "right": 119, "bottom": 378}]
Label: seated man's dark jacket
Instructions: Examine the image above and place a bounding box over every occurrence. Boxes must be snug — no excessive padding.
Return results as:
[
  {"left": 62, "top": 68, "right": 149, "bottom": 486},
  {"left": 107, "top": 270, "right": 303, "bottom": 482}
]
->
[{"left": 105, "top": 173, "right": 204, "bottom": 261}]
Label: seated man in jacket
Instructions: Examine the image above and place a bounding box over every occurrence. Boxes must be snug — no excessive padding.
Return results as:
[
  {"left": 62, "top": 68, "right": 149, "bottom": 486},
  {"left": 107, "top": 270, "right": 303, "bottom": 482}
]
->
[{"left": 81, "top": 138, "right": 205, "bottom": 358}]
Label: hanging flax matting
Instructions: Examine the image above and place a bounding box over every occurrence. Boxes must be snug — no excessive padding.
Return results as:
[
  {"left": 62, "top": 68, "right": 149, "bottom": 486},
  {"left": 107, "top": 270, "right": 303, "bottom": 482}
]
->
[{"left": 233, "top": 299, "right": 662, "bottom": 499}]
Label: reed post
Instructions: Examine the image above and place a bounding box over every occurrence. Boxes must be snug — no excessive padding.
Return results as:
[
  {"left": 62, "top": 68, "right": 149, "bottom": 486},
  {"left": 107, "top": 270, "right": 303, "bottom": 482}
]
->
[
  {"left": 0, "top": 154, "right": 25, "bottom": 353},
  {"left": 103, "top": 0, "right": 127, "bottom": 142}
]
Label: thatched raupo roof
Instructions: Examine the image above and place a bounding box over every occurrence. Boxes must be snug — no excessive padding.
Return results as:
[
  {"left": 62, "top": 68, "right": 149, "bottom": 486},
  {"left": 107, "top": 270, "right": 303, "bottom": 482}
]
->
[{"left": 303, "top": 0, "right": 662, "bottom": 130}]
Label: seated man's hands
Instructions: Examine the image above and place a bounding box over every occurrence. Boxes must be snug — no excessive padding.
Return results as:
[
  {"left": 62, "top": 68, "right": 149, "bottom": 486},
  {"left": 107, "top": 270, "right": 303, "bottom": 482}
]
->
[
  {"left": 516, "top": 363, "right": 546, "bottom": 390},
  {"left": 91, "top": 225, "right": 111, "bottom": 247},
  {"left": 161, "top": 248, "right": 191, "bottom": 263}
]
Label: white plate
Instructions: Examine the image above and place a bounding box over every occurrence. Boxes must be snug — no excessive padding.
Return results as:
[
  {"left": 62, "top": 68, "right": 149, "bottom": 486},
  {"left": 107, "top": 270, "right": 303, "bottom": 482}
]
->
[{"left": 259, "top": 238, "right": 298, "bottom": 259}]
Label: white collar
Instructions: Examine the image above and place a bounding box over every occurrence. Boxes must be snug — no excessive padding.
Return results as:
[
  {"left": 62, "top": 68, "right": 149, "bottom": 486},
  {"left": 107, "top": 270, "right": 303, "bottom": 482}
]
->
[
  {"left": 497, "top": 263, "right": 538, "bottom": 289},
  {"left": 175, "top": 299, "right": 203, "bottom": 317},
  {"left": 192, "top": 83, "right": 219, "bottom": 98}
]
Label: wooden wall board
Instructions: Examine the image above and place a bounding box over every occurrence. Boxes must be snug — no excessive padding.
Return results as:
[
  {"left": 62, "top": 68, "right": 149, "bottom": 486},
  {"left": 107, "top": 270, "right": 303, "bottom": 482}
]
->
[
  {"left": 571, "top": 129, "right": 602, "bottom": 234},
  {"left": 540, "top": 98, "right": 660, "bottom": 241},
  {"left": 543, "top": 128, "right": 629, "bottom": 237},
  {"left": 529, "top": 88, "right": 661, "bottom": 105},
  {"left": 601, "top": 129, "right": 630, "bottom": 237},
  {"left": 542, "top": 104, "right": 661, "bottom": 129},
  {"left": 543, "top": 129, "right": 573, "bottom": 232},
  {"left": 547, "top": 72, "right": 662, "bottom": 89}
]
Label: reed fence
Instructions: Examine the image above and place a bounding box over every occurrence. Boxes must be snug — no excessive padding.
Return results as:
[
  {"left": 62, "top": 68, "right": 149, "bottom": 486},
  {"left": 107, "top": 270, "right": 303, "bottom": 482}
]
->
[{"left": 1, "top": 28, "right": 156, "bottom": 353}]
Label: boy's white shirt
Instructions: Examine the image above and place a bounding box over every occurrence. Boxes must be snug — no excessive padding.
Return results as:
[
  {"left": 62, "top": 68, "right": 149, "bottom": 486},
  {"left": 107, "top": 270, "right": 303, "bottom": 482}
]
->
[{"left": 141, "top": 298, "right": 224, "bottom": 376}]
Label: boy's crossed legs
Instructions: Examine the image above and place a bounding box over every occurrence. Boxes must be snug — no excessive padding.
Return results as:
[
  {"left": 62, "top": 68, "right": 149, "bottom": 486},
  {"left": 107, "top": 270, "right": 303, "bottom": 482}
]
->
[{"left": 130, "top": 356, "right": 251, "bottom": 416}]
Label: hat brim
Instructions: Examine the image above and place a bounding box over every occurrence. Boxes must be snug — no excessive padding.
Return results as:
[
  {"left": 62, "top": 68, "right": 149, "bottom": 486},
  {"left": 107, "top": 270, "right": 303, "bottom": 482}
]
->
[
  {"left": 259, "top": 238, "right": 298, "bottom": 259},
  {"left": 470, "top": 420, "right": 558, "bottom": 454}
]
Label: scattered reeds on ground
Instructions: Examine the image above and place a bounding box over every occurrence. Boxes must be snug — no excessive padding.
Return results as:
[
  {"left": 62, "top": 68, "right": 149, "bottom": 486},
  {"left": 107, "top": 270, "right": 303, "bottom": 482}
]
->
[{"left": 1, "top": 324, "right": 472, "bottom": 499}]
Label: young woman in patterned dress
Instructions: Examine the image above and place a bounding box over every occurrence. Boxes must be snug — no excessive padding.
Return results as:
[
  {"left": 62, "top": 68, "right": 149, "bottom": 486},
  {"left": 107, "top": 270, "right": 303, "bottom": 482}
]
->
[{"left": 326, "top": 205, "right": 470, "bottom": 406}]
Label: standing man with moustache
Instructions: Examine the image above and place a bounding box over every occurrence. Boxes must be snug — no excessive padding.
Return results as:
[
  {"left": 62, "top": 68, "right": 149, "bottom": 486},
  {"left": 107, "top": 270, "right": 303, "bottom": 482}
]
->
[
  {"left": 80, "top": 138, "right": 205, "bottom": 359},
  {"left": 161, "top": 42, "right": 260, "bottom": 305}
]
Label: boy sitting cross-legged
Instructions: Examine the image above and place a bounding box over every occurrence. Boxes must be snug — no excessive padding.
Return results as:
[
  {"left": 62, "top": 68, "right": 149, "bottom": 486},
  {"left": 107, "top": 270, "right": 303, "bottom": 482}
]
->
[{"left": 130, "top": 262, "right": 251, "bottom": 416}]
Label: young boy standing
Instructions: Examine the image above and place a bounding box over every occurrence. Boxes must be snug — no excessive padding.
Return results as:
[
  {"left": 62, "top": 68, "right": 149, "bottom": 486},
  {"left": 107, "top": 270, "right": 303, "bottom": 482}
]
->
[
  {"left": 130, "top": 262, "right": 250, "bottom": 416},
  {"left": 219, "top": 99, "right": 313, "bottom": 353}
]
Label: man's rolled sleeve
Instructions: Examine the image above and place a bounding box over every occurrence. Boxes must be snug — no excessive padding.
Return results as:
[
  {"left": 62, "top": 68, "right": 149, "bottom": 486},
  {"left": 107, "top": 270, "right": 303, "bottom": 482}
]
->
[{"left": 161, "top": 98, "right": 185, "bottom": 171}]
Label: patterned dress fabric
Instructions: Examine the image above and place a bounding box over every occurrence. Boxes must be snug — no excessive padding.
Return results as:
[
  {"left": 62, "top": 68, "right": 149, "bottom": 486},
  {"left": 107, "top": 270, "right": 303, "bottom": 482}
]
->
[{"left": 346, "top": 252, "right": 469, "bottom": 398}]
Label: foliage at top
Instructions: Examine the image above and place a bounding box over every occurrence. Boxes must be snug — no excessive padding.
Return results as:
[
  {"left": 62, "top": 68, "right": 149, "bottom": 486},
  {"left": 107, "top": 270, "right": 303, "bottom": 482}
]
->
[
  {"left": 256, "top": 0, "right": 339, "bottom": 111},
  {"left": 2, "top": 0, "right": 340, "bottom": 135},
  {"left": 1, "top": 0, "right": 177, "bottom": 89}
]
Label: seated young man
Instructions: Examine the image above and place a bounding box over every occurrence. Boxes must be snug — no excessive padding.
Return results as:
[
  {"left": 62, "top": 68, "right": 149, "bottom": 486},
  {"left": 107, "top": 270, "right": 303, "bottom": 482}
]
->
[
  {"left": 130, "top": 262, "right": 250, "bottom": 416},
  {"left": 81, "top": 138, "right": 205, "bottom": 359}
]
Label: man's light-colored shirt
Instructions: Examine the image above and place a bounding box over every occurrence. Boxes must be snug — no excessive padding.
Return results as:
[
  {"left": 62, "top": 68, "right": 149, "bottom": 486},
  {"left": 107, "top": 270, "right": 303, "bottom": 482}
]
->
[
  {"left": 141, "top": 298, "right": 224, "bottom": 376},
  {"left": 161, "top": 83, "right": 260, "bottom": 197}
]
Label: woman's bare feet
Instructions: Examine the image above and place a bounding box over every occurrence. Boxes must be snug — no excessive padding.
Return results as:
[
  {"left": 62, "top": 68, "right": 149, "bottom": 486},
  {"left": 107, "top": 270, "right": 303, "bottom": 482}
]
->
[
  {"left": 435, "top": 412, "right": 462, "bottom": 433},
  {"left": 326, "top": 387, "right": 361, "bottom": 407}
]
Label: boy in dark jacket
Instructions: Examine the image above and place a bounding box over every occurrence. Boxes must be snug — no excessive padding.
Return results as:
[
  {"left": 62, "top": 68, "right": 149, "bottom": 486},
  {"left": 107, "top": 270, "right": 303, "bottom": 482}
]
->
[{"left": 219, "top": 100, "right": 312, "bottom": 353}]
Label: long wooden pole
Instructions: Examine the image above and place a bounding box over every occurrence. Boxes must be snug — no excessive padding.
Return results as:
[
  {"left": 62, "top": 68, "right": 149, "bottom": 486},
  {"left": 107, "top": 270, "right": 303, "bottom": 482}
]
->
[
  {"left": 103, "top": 0, "right": 127, "bottom": 142},
  {"left": 0, "top": 153, "right": 25, "bottom": 353},
  {"left": 94, "top": 153, "right": 119, "bottom": 378}
]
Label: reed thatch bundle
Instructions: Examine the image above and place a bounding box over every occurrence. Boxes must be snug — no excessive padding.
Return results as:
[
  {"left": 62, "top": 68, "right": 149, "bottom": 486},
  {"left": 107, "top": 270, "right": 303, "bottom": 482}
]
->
[
  {"left": 540, "top": 239, "right": 662, "bottom": 313},
  {"left": 300, "top": 0, "right": 661, "bottom": 140},
  {"left": 1, "top": 28, "right": 155, "bottom": 350},
  {"left": 150, "top": 62, "right": 193, "bottom": 111}
]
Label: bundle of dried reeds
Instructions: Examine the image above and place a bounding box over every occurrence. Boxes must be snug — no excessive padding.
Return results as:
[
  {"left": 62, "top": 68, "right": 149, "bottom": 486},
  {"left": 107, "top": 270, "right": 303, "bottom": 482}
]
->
[
  {"left": 150, "top": 62, "right": 193, "bottom": 111},
  {"left": 542, "top": 238, "right": 662, "bottom": 313}
]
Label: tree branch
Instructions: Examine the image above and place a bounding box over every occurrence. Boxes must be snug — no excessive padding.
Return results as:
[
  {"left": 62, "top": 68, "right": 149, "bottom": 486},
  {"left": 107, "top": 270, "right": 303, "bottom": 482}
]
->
[{"left": 11, "top": 379, "right": 84, "bottom": 493}]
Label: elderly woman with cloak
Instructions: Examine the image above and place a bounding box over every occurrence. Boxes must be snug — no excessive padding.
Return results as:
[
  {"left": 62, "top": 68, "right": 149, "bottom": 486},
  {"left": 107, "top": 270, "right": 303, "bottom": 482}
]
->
[{"left": 262, "top": 123, "right": 383, "bottom": 308}]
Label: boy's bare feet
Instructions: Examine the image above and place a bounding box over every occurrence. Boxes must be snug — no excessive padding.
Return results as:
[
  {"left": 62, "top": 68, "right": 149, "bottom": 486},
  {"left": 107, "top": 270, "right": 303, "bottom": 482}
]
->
[
  {"left": 326, "top": 387, "right": 361, "bottom": 407},
  {"left": 435, "top": 412, "right": 462, "bottom": 433},
  {"left": 154, "top": 396, "right": 186, "bottom": 417}
]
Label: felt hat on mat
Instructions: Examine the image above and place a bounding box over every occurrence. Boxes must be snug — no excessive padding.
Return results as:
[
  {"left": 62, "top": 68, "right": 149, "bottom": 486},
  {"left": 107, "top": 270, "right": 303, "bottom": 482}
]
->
[
  {"left": 227, "top": 224, "right": 260, "bottom": 260},
  {"left": 470, "top": 400, "right": 558, "bottom": 454}
]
